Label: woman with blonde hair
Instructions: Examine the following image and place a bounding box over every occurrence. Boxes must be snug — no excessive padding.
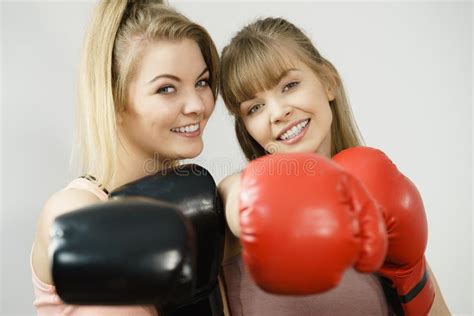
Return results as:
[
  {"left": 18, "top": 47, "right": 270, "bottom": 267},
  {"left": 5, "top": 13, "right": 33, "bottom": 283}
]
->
[
  {"left": 31, "top": 0, "right": 221, "bottom": 314},
  {"left": 218, "top": 17, "right": 450, "bottom": 315}
]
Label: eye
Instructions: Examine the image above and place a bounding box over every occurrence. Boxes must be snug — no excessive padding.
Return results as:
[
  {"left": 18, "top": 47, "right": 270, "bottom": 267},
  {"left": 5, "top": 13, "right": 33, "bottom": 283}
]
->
[
  {"left": 282, "top": 81, "right": 300, "bottom": 92},
  {"left": 196, "top": 78, "right": 210, "bottom": 88},
  {"left": 248, "top": 103, "right": 264, "bottom": 115},
  {"left": 157, "top": 85, "right": 176, "bottom": 94}
]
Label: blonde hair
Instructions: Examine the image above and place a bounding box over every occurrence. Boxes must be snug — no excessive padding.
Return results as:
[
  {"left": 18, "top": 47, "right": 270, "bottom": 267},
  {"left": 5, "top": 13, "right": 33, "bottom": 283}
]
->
[
  {"left": 71, "top": 0, "right": 219, "bottom": 187},
  {"left": 220, "top": 17, "right": 363, "bottom": 160}
]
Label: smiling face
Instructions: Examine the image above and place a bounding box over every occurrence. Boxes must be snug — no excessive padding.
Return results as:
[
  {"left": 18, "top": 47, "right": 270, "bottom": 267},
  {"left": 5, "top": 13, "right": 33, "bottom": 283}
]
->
[
  {"left": 118, "top": 38, "right": 215, "bottom": 162},
  {"left": 240, "top": 60, "right": 335, "bottom": 157}
]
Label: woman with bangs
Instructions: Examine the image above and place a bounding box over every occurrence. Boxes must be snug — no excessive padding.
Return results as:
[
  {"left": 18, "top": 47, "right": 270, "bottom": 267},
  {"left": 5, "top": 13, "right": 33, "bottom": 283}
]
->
[{"left": 218, "top": 18, "right": 450, "bottom": 315}]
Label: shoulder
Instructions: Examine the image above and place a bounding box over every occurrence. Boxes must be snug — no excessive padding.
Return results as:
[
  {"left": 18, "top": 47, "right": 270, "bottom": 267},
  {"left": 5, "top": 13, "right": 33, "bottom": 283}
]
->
[
  {"left": 45, "top": 187, "right": 101, "bottom": 215},
  {"left": 218, "top": 172, "right": 241, "bottom": 193},
  {"left": 39, "top": 188, "right": 102, "bottom": 230},
  {"left": 217, "top": 172, "right": 241, "bottom": 208},
  {"left": 32, "top": 187, "right": 102, "bottom": 285}
]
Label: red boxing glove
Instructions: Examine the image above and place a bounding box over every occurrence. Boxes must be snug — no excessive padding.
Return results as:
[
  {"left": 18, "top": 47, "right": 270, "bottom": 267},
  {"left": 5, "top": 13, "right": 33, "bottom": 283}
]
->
[
  {"left": 239, "top": 152, "right": 387, "bottom": 295},
  {"left": 333, "top": 146, "right": 435, "bottom": 316}
]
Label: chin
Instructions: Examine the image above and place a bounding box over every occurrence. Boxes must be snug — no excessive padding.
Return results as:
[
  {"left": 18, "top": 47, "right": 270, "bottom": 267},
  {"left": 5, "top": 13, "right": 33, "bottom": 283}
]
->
[
  {"left": 177, "top": 147, "right": 203, "bottom": 160},
  {"left": 278, "top": 143, "right": 318, "bottom": 154}
]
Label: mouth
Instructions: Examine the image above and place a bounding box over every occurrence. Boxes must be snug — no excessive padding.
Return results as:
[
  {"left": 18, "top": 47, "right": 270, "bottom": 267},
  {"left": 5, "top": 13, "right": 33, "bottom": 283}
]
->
[
  {"left": 170, "top": 122, "right": 200, "bottom": 138},
  {"left": 276, "top": 118, "right": 310, "bottom": 143}
]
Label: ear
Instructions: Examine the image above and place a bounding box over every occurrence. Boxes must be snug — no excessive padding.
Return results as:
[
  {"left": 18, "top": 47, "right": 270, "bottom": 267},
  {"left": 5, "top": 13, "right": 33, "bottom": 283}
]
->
[{"left": 322, "top": 64, "right": 339, "bottom": 102}]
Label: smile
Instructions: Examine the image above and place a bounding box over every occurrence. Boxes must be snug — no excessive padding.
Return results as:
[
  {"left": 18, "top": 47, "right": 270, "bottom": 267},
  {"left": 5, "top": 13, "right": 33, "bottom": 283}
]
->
[
  {"left": 277, "top": 119, "right": 310, "bottom": 142},
  {"left": 171, "top": 123, "right": 199, "bottom": 133},
  {"left": 170, "top": 123, "right": 200, "bottom": 137}
]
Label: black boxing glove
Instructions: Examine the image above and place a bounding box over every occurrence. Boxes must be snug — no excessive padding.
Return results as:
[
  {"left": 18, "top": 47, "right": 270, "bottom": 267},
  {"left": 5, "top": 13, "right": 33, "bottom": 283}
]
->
[
  {"left": 110, "top": 164, "right": 225, "bottom": 316},
  {"left": 50, "top": 197, "right": 196, "bottom": 306}
]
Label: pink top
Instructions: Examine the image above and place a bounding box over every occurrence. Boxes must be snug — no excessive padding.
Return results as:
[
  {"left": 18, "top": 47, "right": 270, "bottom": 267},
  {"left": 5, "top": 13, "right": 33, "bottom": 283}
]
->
[
  {"left": 222, "top": 254, "right": 393, "bottom": 316},
  {"left": 31, "top": 177, "right": 158, "bottom": 316}
]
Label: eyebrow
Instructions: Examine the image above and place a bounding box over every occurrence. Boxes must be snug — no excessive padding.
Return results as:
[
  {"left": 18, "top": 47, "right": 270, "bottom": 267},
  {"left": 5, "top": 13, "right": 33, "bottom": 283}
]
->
[
  {"left": 241, "top": 68, "right": 300, "bottom": 105},
  {"left": 276, "top": 68, "right": 299, "bottom": 84},
  {"left": 147, "top": 67, "right": 209, "bottom": 85}
]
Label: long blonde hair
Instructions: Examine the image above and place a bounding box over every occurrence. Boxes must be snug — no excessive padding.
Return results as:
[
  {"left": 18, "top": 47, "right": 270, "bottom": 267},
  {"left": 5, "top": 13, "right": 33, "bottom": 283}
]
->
[
  {"left": 220, "top": 17, "right": 363, "bottom": 160},
  {"left": 71, "top": 0, "right": 219, "bottom": 187}
]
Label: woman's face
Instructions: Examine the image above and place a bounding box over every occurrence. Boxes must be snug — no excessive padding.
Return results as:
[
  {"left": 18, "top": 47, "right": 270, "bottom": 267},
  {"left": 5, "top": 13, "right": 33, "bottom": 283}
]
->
[
  {"left": 119, "top": 38, "right": 215, "bottom": 162},
  {"left": 240, "top": 61, "right": 335, "bottom": 158}
]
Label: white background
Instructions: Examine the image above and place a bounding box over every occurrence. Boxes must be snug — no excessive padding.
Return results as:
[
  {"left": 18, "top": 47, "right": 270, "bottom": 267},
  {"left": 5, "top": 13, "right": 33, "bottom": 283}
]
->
[{"left": 1, "top": 1, "right": 472, "bottom": 315}]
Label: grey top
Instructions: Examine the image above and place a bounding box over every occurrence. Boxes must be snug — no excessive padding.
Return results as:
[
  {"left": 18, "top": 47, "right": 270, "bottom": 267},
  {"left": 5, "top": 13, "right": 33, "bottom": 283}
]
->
[{"left": 222, "top": 254, "right": 393, "bottom": 316}]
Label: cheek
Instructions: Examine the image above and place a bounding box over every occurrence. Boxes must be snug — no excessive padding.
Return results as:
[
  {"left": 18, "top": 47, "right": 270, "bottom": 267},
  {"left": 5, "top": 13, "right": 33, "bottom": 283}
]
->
[
  {"left": 305, "top": 92, "right": 333, "bottom": 125},
  {"left": 245, "top": 117, "right": 270, "bottom": 145},
  {"left": 203, "top": 91, "right": 216, "bottom": 117},
  {"left": 122, "top": 109, "right": 142, "bottom": 131},
  {"left": 148, "top": 104, "right": 179, "bottom": 128},
  {"left": 320, "top": 101, "right": 333, "bottom": 128}
]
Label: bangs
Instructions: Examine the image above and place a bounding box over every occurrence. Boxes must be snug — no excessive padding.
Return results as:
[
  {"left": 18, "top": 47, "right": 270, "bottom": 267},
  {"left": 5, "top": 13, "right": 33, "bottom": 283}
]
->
[{"left": 222, "top": 38, "right": 298, "bottom": 114}]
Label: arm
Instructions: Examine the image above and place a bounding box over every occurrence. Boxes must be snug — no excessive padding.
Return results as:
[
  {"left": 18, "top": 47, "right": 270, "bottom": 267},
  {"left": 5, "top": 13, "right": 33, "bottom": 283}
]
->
[
  {"left": 333, "top": 147, "right": 439, "bottom": 315},
  {"left": 218, "top": 172, "right": 243, "bottom": 266},
  {"left": 218, "top": 173, "right": 244, "bottom": 316},
  {"left": 427, "top": 263, "right": 451, "bottom": 316},
  {"left": 108, "top": 164, "right": 225, "bottom": 314},
  {"left": 32, "top": 189, "right": 101, "bottom": 284},
  {"left": 217, "top": 172, "right": 242, "bottom": 238},
  {"left": 227, "top": 153, "right": 387, "bottom": 295}
]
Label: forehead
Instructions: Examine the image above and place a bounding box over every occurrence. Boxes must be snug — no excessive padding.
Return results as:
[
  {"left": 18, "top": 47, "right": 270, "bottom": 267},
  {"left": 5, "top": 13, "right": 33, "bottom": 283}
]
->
[
  {"left": 227, "top": 45, "right": 304, "bottom": 104},
  {"left": 136, "top": 39, "right": 206, "bottom": 82}
]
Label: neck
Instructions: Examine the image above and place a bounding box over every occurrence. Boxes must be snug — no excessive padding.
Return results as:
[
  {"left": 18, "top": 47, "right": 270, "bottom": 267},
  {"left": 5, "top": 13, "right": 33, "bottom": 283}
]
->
[{"left": 107, "top": 141, "right": 172, "bottom": 192}]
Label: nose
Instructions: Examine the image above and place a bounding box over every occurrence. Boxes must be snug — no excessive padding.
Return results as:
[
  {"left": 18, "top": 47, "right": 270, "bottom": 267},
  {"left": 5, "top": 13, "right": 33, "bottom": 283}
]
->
[
  {"left": 269, "top": 99, "right": 292, "bottom": 124},
  {"left": 182, "top": 90, "right": 207, "bottom": 116}
]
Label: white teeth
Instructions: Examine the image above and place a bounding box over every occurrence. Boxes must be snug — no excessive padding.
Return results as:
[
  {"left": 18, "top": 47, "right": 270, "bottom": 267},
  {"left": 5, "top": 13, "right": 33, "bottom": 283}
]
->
[
  {"left": 279, "top": 119, "right": 309, "bottom": 141},
  {"left": 171, "top": 123, "right": 199, "bottom": 133}
]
